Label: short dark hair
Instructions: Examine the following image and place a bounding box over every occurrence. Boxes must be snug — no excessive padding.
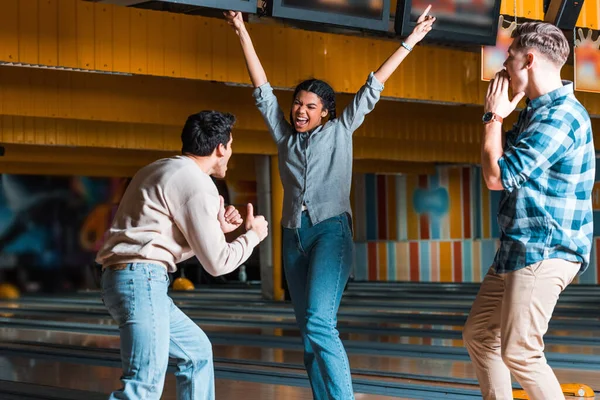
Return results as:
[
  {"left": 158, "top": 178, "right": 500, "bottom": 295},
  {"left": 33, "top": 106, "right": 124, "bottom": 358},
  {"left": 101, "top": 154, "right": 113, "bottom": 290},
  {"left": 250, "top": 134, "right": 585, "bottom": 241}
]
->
[
  {"left": 291, "top": 79, "right": 337, "bottom": 121},
  {"left": 511, "top": 22, "right": 570, "bottom": 67},
  {"left": 181, "top": 111, "right": 235, "bottom": 156}
]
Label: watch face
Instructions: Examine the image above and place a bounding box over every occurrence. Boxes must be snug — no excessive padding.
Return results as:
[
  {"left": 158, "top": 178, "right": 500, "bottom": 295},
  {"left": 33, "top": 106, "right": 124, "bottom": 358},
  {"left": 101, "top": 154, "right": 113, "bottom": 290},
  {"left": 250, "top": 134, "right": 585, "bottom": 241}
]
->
[{"left": 482, "top": 112, "right": 493, "bottom": 123}]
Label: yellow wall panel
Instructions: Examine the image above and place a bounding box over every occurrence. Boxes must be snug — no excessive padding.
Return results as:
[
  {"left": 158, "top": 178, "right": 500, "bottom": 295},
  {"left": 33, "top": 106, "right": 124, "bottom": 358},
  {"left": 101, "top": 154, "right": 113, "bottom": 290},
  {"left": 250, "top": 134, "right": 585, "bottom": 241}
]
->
[
  {"left": 578, "top": 0, "right": 599, "bottom": 29},
  {"left": 19, "top": 0, "right": 39, "bottom": 65},
  {"left": 0, "top": 65, "right": 597, "bottom": 163},
  {"left": 39, "top": 0, "right": 59, "bottom": 67},
  {"left": 0, "top": 0, "right": 598, "bottom": 109},
  {"left": 94, "top": 4, "right": 114, "bottom": 72},
  {"left": 130, "top": 8, "right": 148, "bottom": 74},
  {"left": 58, "top": 0, "right": 78, "bottom": 67},
  {"left": 0, "top": 0, "right": 19, "bottom": 62},
  {"left": 147, "top": 11, "right": 165, "bottom": 76},
  {"left": 196, "top": 18, "right": 213, "bottom": 80},
  {"left": 163, "top": 13, "right": 182, "bottom": 78},
  {"left": 211, "top": 19, "right": 228, "bottom": 83},
  {"left": 76, "top": 1, "right": 95, "bottom": 70},
  {"left": 179, "top": 15, "right": 199, "bottom": 79},
  {"left": 112, "top": 6, "right": 131, "bottom": 73}
]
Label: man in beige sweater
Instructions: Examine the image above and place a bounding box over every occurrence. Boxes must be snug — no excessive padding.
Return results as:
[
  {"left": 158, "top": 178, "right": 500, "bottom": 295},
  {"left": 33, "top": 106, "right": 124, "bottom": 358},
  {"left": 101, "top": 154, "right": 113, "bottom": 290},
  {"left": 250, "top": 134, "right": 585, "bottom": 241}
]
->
[{"left": 96, "top": 110, "right": 268, "bottom": 400}]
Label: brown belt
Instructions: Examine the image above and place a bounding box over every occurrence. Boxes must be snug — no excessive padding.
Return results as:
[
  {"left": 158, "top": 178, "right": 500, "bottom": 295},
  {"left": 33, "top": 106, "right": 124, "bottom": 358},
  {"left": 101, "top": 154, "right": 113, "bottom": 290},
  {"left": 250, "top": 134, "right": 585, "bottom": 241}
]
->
[{"left": 103, "top": 263, "right": 129, "bottom": 271}]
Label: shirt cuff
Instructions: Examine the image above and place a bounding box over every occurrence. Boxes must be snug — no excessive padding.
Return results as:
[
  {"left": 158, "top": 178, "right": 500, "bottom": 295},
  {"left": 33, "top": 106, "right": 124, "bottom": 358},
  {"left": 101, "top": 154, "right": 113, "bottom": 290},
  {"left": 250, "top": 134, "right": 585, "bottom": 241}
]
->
[
  {"left": 497, "top": 156, "right": 516, "bottom": 193},
  {"left": 366, "top": 72, "right": 384, "bottom": 92},
  {"left": 244, "top": 229, "right": 260, "bottom": 248},
  {"left": 252, "top": 82, "right": 274, "bottom": 101}
]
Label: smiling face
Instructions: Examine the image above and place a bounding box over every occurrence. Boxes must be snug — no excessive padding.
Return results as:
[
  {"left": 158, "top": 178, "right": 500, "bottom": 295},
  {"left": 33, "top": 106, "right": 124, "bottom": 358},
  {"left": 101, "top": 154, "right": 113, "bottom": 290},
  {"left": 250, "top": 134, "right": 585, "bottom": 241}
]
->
[{"left": 291, "top": 90, "right": 329, "bottom": 133}]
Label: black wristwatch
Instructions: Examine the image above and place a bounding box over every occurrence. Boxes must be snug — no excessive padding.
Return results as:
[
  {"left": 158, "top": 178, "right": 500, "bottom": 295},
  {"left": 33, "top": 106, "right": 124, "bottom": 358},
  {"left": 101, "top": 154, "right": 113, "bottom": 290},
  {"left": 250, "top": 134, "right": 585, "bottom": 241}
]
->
[{"left": 482, "top": 112, "right": 503, "bottom": 125}]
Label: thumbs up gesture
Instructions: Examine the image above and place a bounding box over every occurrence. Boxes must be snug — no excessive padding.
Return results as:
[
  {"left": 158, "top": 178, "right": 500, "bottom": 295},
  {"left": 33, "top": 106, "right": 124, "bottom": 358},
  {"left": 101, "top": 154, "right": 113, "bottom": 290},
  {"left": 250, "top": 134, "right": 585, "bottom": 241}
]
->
[
  {"left": 245, "top": 203, "right": 269, "bottom": 242},
  {"left": 217, "top": 196, "right": 243, "bottom": 234}
]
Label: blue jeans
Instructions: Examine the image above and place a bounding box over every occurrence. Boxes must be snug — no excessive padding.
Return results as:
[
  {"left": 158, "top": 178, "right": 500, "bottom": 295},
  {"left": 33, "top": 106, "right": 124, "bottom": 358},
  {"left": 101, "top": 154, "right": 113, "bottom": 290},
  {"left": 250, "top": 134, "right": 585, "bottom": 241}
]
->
[
  {"left": 101, "top": 263, "right": 214, "bottom": 400},
  {"left": 283, "top": 212, "right": 355, "bottom": 400}
]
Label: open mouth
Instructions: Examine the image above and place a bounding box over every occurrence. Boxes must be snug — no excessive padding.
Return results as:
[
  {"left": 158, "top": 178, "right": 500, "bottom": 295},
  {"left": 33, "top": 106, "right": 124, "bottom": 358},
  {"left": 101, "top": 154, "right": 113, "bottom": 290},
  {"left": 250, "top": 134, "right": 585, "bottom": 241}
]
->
[{"left": 295, "top": 117, "right": 308, "bottom": 129}]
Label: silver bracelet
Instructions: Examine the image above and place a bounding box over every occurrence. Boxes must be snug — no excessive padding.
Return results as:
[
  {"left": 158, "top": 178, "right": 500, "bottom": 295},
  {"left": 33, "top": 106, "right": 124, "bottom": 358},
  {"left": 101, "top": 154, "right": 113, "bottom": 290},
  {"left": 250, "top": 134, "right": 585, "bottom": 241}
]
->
[{"left": 401, "top": 42, "right": 413, "bottom": 52}]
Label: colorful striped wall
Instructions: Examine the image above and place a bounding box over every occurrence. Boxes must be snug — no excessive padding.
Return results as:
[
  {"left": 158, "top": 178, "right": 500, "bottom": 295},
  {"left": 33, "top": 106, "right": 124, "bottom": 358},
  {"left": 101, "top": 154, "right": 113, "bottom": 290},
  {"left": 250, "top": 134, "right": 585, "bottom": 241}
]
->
[{"left": 352, "top": 166, "right": 600, "bottom": 284}]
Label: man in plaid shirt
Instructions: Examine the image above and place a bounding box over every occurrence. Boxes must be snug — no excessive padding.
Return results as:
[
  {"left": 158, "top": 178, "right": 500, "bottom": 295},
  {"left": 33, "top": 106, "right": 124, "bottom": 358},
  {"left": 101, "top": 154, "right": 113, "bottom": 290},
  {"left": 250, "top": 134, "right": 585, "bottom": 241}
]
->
[{"left": 463, "top": 22, "right": 595, "bottom": 400}]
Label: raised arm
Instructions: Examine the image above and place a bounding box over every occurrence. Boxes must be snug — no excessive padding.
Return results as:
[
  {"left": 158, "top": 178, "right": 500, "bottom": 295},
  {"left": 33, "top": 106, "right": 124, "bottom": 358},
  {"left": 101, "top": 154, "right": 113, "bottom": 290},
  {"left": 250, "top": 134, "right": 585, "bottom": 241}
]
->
[
  {"left": 224, "top": 11, "right": 267, "bottom": 88},
  {"left": 338, "top": 6, "right": 436, "bottom": 133},
  {"left": 373, "top": 6, "right": 435, "bottom": 84},
  {"left": 225, "top": 10, "right": 292, "bottom": 143}
]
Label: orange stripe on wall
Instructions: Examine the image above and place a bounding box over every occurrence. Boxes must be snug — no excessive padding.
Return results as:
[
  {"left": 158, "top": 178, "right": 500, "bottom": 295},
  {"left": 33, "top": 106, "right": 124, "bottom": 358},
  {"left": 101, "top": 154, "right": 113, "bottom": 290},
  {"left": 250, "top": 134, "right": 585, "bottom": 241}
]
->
[
  {"left": 387, "top": 175, "right": 397, "bottom": 241},
  {"left": 396, "top": 242, "right": 409, "bottom": 281},
  {"left": 368, "top": 242, "right": 377, "bottom": 281},
  {"left": 409, "top": 242, "right": 420, "bottom": 281},
  {"left": 462, "top": 167, "right": 471, "bottom": 238},
  {"left": 430, "top": 241, "right": 439, "bottom": 281},
  {"left": 439, "top": 241, "right": 453, "bottom": 282},
  {"left": 448, "top": 168, "right": 463, "bottom": 239},
  {"left": 406, "top": 175, "right": 419, "bottom": 240},
  {"left": 378, "top": 242, "right": 388, "bottom": 281},
  {"left": 453, "top": 241, "right": 463, "bottom": 282}
]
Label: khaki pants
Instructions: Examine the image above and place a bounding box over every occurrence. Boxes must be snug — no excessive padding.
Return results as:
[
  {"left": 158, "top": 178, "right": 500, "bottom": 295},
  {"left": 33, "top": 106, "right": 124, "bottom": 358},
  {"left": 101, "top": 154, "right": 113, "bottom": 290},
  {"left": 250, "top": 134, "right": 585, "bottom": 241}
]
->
[{"left": 463, "top": 259, "right": 581, "bottom": 400}]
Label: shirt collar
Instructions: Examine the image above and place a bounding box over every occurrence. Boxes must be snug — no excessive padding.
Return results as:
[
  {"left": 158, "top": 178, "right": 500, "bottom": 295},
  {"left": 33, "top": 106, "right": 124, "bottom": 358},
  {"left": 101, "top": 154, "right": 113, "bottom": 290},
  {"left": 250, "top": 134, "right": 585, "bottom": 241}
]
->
[{"left": 527, "top": 80, "right": 573, "bottom": 110}]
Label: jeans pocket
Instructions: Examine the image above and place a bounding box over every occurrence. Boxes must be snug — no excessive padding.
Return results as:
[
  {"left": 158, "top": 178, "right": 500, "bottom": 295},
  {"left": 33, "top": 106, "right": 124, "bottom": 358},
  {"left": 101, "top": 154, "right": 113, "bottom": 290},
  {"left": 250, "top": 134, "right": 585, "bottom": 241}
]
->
[{"left": 102, "top": 279, "right": 135, "bottom": 325}]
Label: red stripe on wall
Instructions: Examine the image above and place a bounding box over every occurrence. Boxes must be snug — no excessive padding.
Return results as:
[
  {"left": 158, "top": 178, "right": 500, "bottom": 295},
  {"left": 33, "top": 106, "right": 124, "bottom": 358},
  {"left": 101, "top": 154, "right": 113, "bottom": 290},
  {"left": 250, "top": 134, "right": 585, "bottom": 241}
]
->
[
  {"left": 368, "top": 242, "right": 378, "bottom": 281},
  {"left": 418, "top": 175, "right": 430, "bottom": 240},
  {"left": 453, "top": 242, "right": 463, "bottom": 283},
  {"left": 377, "top": 175, "right": 387, "bottom": 240},
  {"left": 462, "top": 168, "right": 472, "bottom": 238},
  {"left": 410, "top": 242, "right": 420, "bottom": 281}
]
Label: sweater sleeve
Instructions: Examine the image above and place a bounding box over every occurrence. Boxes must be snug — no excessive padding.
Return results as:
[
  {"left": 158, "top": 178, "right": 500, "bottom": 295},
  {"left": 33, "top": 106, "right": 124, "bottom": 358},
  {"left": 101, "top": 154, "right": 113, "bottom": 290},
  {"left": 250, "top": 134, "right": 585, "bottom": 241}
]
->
[{"left": 172, "top": 191, "right": 260, "bottom": 276}]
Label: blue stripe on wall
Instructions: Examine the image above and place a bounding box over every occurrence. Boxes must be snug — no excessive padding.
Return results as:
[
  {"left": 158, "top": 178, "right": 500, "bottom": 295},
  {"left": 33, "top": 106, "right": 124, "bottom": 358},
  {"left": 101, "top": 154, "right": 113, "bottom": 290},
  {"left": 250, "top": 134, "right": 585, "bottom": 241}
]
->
[
  {"left": 463, "top": 240, "right": 472, "bottom": 282},
  {"left": 420, "top": 241, "right": 431, "bottom": 282},
  {"left": 387, "top": 242, "right": 396, "bottom": 281},
  {"left": 354, "top": 243, "right": 368, "bottom": 281},
  {"left": 481, "top": 239, "right": 496, "bottom": 277},
  {"left": 365, "top": 174, "right": 378, "bottom": 241}
]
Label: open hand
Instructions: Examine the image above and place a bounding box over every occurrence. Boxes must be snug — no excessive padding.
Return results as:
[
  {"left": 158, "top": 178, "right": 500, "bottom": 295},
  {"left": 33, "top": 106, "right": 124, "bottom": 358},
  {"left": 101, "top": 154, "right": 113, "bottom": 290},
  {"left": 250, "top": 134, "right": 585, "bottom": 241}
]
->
[
  {"left": 485, "top": 70, "right": 525, "bottom": 118},
  {"left": 406, "top": 5, "right": 436, "bottom": 46},
  {"left": 218, "top": 196, "right": 243, "bottom": 234}
]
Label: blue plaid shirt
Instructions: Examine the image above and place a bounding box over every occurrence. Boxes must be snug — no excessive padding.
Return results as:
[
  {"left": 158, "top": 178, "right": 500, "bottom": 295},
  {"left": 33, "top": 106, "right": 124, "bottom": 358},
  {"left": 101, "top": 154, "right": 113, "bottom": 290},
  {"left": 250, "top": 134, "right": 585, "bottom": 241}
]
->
[{"left": 494, "top": 81, "right": 595, "bottom": 274}]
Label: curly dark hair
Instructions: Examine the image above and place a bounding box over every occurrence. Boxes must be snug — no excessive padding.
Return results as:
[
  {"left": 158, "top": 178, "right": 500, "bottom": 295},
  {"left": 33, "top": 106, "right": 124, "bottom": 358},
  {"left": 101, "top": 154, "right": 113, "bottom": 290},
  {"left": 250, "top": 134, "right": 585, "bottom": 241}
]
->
[{"left": 291, "top": 79, "right": 337, "bottom": 122}]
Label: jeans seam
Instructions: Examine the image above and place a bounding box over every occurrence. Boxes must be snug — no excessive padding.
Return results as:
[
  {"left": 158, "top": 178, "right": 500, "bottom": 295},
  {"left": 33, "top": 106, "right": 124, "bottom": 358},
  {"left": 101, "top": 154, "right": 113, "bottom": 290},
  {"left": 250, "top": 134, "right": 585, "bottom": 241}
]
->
[
  {"left": 148, "top": 268, "right": 159, "bottom": 392},
  {"left": 331, "top": 229, "right": 353, "bottom": 397}
]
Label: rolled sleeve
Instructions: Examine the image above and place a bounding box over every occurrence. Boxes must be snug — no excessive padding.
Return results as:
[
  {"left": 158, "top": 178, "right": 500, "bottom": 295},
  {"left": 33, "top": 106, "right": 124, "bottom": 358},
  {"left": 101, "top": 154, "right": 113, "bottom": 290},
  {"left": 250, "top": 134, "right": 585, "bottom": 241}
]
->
[
  {"left": 497, "top": 156, "right": 518, "bottom": 193},
  {"left": 498, "top": 115, "right": 574, "bottom": 193},
  {"left": 366, "top": 71, "right": 385, "bottom": 91},
  {"left": 252, "top": 82, "right": 289, "bottom": 144},
  {"left": 338, "top": 72, "right": 384, "bottom": 133}
]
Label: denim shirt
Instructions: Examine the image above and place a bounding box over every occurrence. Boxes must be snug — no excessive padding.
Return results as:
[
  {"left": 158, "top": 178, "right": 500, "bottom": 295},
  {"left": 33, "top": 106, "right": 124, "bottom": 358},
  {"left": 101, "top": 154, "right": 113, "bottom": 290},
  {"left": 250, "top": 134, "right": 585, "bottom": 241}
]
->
[
  {"left": 495, "top": 81, "right": 595, "bottom": 274},
  {"left": 253, "top": 73, "right": 384, "bottom": 229}
]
